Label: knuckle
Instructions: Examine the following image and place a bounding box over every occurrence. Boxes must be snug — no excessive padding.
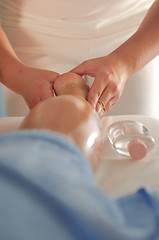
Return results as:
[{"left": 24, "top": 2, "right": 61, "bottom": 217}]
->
[
  {"left": 90, "top": 87, "right": 101, "bottom": 98},
  {"left": 103, "top": 71, "right": 114, "bottom": 80},
  {"left": 88, "top": 90, "right": 101, "bottom": 106},
  {"left": 113, "top": 84, "right": 119, "bottom": 93},
  {"left": 116, "top": 94, "right": 120, "bottom": 101},
  {"left": 111, "top": 82, "right": 120, "bottom": 94},
  {"left": 103, "top": 72, "right": 110, "bottom": 83}
]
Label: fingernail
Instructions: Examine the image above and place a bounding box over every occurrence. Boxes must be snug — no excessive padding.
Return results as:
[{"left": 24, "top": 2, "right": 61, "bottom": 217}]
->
[
  {"left": 96, "top": 103, "right": 105, "bottom": 118},
  {"left": 98, "top": 109, "right": 104, "bottom": 119},
  {"left": 96, "top": 102, "right": 102, "bottom": 112}
]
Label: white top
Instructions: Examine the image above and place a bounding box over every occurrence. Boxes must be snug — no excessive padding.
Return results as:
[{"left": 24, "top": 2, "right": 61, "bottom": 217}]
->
[
  {"left": 11, "top": 0, "right": 149, "bottom": 19},
  {"left": 0, "top": 0, "right": 154, "bottom": 68},
  {"left": 0, "top": 0, "right": 154, "bottom": 38}
]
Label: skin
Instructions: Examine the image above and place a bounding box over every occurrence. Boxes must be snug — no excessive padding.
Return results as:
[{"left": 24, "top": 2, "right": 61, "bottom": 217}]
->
[
  {"left": 71, "top": 0, "right": 159, "bottom": 118},
  {"left": 20, "top": 73, "right": 103, "bottom": 170},
  {"left": 54, "top": 72, "right": 90, "bottom": 99},
  {"left": 0, "top": 25, "right": 59, "bottom": 109},
  {"left": 1, "top": 1, "right": 158, "bottom": 115}
]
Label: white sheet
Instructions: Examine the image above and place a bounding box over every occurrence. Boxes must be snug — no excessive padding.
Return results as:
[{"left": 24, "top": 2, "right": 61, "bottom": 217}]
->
[
  {"left": 96, "top": 115, "right": 159, "bottom": 198},
  {"left": 0, "top": 115, "right": 159, "bottom": 198}
]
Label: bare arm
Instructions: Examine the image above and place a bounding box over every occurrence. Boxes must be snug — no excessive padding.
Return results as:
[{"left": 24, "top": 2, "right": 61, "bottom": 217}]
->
[
  {"left": 72, "top": 0, "right": 159, "bottom": 117},
  {"left": 0, "top": 25, "right": 59, "bottom": 108},
  {"left": 113, "top": 0, "right": 159, "bottom": 77},
  {"left": 0, "top": 25, "right": 24, "bottom": 94}
]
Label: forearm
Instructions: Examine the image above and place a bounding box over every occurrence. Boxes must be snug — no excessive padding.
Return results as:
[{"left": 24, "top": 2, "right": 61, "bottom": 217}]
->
[
  {"left": 111, "top": 0, "right": 159, "bottom": 78},
  {"left": 0, "top": 25, "right": 25, "bottom": 94}
]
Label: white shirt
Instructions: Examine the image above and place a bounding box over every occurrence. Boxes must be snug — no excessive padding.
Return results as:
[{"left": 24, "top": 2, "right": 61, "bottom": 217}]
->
[{"left": 0, "top": 0, "right": 154, "bottom": 38}]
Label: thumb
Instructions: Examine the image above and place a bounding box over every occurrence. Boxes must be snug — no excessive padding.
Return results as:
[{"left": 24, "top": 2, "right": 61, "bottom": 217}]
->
[{"left": 70, "top": 62, "right": 88, "bottom": 76}]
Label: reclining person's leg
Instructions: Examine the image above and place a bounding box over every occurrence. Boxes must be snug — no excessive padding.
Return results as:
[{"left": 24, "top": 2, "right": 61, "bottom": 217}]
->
[{"left": 19, "top": 95, "right": 103, "bottom": 170}]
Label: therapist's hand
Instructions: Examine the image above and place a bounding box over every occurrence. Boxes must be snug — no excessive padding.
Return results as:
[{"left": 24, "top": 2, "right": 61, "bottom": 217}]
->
[
  {"left": 71, "top": 54, "right": 129, "bottom": 118},
  {"left": 21, "top": 65, "right": 60, "bottom": 108},
  {"left": 0, "top": 25, "right": 60, "bottom": 109},
  {"left": 4, "top": 62, "right": 60, "bottom": 109}
]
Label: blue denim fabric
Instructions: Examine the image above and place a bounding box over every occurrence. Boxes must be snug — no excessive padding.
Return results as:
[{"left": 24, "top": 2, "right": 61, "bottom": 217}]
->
[
  {"left": 0, "top": 83, "right": 6, "bottom": 117},
  {"left": 0, "top": 130, "right": 159, "bottom": 240}
]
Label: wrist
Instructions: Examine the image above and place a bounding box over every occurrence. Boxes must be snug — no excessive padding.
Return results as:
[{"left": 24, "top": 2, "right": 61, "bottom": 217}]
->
[
  {"left": 110, "top": 26, "right": 159, "bottom": 79},
  {"left": 113, "top": 36, "right": 141, "bottom": 77},
  {"left": 106, "top": 50, "right": 132, "bottom": 81},
  {"left": 0, "top": 58, "right": 26, "bottom": 96}
]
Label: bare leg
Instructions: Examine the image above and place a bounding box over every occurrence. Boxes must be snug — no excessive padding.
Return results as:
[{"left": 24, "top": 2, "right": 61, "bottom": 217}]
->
[{"left": 19, "top": 94, "right": 103, "bottom": 170}]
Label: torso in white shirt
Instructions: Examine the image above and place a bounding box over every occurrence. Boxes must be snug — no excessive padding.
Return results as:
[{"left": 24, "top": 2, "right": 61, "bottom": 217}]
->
[
  {"left": 10, "top": 0, "right": 151, "bottom": 21},
  {"left": 0, "top": 0, "right": 153, "bottom": 37},
  {"left": 0, "top": 0, "right": 154, "bottom": 65}
]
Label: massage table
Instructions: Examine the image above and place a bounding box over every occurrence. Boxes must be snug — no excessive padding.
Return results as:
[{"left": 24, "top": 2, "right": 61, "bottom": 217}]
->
[{"left": 1, "top": 115, "right": 159, "bottom": 198}]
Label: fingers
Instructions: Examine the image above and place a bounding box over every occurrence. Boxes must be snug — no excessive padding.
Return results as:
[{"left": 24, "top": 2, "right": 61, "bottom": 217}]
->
[
  {"left": 97, "top": 83, "right": 120, "bottom": 117},
  {"left": 71, "top": 62, "right": 87, "bottom": 76},
  {"left": 88, "top": 78, "right": 120, "bottom": 118},
  {"left": 49, "top": 72, "right": 60, "bottom": 83},
  {"left": 34, "top": 70, "right": 60, "bottom": 101},
  {"left": 97, "top": 97, "right": 117, "bottom": 118},
  {"left": 27, "top": 83, "right": 55, "bottom": 109},
  {"left": 87, "top": 75, "right": 106, "bottom": 108},
  {"left": 27, "top": 96, "right": 41, "bottom": 109},
  {"left": 71, "top": 60, "right": 95, "bottom": 77},
  {"left": 41, "top": 87, "right": 55, "bottom": 100}
]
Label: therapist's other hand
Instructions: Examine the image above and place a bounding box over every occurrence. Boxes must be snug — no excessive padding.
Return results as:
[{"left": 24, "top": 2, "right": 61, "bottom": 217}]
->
[
  {"left": 0, "top": 26, "right": 59, "bottom": 109},
  {"left": 14, "top": 63, "right": 59, "bottom": 109},
  {"left": 71, "top": 54, "right": 128, "bottom": 118}
]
